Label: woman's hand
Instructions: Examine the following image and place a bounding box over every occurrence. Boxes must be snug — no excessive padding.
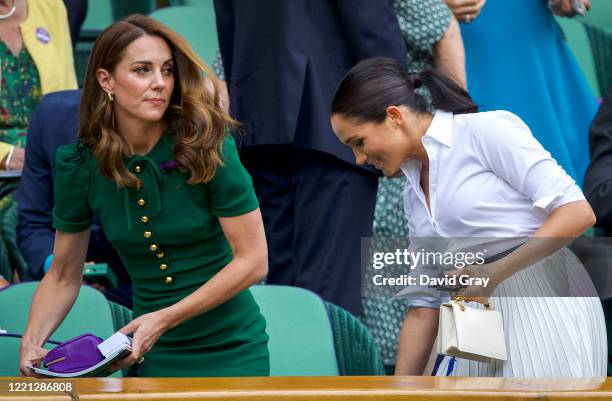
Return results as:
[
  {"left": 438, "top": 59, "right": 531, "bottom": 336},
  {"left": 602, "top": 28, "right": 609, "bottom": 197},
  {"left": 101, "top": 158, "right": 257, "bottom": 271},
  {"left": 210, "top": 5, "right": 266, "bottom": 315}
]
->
[
  {"left": 548, "top": 0, "right": 591, "bottom": 17},
  {"left": 444, "top": 0, "right": 486, "bottom": 23},
  {"left": 9, "top": 146, "right": 25, "bottom": 171},
  {"left": 110, "top": 310, "right": 172, "bottom": 371},
  {"left": 445, "top": 263, "right": 502, "bottom": 304},
  {"left": 19, "top": 341, "right": 48, "bottom": 377}
]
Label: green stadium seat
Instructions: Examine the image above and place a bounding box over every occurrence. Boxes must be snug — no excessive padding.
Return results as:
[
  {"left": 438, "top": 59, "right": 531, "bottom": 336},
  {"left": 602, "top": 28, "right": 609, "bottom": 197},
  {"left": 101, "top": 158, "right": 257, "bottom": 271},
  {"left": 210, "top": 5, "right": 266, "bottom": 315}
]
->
[
  {"left": 112, "top": 0, "right": 157, "bottom": 20},
  {"left": 251, "top": 285, "right": 385, "bottom": 376},
  {"left": 149, "top": 5, "right": 219, "bottom": 65},
  {"left": 250, "top": 285, "right": 339, "bottom": 376},
  {"left": 80, "top": 0, "right": 113, "bottom": 41},
  {"left": 555, "top": 16, "right": 601, "bottom": 97},
  {"left": 583, "top": 24, "right": 612, "bottom": 94},
  {"left": 0, "top": 282, "right": 123, "bottom": 377},
  {"left": 0, "top": 336, "right": 57, "bottom": 376},
  {"left": 578, "top": 0, "right": 612, "bottom": 30}
]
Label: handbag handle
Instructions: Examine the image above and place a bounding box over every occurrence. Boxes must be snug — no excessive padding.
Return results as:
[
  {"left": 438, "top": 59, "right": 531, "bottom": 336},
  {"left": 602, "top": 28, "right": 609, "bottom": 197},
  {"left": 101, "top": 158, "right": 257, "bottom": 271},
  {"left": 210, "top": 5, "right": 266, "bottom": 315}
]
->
[{"left": 451, "top": 295, "right": 491, "bottom": 310}]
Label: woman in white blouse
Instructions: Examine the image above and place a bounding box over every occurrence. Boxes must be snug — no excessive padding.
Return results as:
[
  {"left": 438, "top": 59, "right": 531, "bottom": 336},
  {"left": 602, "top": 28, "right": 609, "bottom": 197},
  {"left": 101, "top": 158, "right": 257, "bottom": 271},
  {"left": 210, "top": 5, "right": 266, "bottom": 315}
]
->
[{"left": 330, "top": 57, "right": 607, "bottom": 377}]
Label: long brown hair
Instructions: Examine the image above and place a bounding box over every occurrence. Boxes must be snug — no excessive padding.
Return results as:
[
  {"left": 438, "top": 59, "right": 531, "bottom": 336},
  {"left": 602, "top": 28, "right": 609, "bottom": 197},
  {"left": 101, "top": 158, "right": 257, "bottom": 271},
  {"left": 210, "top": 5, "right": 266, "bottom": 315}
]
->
[{"left": 79, "top": 14, "right": 236, "bottom": 187}]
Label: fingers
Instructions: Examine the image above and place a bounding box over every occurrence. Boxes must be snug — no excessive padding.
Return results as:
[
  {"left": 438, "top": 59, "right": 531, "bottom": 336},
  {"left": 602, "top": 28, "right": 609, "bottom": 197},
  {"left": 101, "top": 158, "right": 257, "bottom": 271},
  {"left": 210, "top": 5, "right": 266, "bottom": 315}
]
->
[
  {"left": 20, "top": 364, "right": 34, "bottom": 377},
  {"left": 583, "top": 0, "right": 591, "bottom": 10},
  {"left": 446, "top": 0, "right": 480, "bottom": 7},
  {"left": 447, "top": 0, "right": 485, "bottom": 22},
  {"left": 109, "top": 354, "right": 136, "bottom": 372},
  {"left": 119, "top": 319, "right": 139, "bottom": 335}
]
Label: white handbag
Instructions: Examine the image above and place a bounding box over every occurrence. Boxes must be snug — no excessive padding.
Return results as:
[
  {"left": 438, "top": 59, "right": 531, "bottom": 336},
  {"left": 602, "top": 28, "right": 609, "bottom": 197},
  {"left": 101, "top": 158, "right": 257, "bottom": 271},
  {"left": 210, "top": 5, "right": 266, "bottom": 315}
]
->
[{"left": 437, "top": 297, "right": 507, "bottom": 363}]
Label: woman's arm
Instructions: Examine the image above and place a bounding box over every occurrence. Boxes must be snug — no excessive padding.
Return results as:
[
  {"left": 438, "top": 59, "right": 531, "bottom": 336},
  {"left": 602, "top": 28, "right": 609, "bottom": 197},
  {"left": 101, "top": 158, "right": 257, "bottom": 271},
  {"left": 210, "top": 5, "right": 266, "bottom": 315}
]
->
[
  {"left": 19, "top": 229, "right": 91, "bottom": 376},
  {"left": 395, "top": 306, "right": 439, "bottom": 375},
  {"left": 493, "top": 200, "right": 595, "bottom": 287},
  {"left": 456, "top": 200, "right": 595, "bottom": 301},
  {"left": 113, "top": 208, "right": 268, "bottom": 369},
  {"left": 434, "top": 15, "right": 467, "bottom": 89}
]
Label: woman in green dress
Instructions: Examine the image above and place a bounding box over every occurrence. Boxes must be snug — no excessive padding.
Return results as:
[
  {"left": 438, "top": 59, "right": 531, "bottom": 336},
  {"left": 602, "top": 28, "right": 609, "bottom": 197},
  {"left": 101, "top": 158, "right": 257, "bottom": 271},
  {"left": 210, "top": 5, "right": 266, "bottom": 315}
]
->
[{"left": 19, "top": 15, "right": 270, "bottom": 377}]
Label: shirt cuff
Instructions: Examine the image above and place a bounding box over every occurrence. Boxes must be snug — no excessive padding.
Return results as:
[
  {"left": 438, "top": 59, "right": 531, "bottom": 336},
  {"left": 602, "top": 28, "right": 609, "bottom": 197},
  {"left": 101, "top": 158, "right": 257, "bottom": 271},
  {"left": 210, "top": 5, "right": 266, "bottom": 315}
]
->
[
  {"left": 532, "top": 185, "right": 586, "bottom": 214},
  {"left": 52, "top": 210, "right": 92, "bottom": 233}
]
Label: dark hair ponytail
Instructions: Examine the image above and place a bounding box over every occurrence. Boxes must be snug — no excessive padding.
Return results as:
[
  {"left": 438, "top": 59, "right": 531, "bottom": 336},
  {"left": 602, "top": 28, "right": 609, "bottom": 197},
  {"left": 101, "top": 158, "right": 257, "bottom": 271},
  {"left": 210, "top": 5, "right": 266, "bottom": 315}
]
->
[{"left": 331, "top": 57, "right": 477, "bottom": 123}]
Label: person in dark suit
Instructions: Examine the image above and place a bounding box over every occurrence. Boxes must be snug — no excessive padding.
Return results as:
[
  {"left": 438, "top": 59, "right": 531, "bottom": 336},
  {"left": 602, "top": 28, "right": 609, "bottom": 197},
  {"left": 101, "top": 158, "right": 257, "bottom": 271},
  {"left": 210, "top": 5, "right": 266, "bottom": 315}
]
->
[
  {"left": 585, "top": 87, "right": 612, "bottom": 236},
  {"left": 16, "top": 89, "right": 131, "bottom": 306},
  {"left": 63, "top": 0, "right": 88, "bottom": 46},
  {"left": 214, "top": 0, "right": 407, "bottom": 315}
]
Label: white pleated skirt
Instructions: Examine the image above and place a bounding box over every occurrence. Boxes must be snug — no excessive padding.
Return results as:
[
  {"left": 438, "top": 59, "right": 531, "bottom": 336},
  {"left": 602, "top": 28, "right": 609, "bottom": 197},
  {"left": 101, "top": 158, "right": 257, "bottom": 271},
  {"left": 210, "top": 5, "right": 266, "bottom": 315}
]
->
[{"left": 436, "top": 248, "right": 608, "bottom": 377}]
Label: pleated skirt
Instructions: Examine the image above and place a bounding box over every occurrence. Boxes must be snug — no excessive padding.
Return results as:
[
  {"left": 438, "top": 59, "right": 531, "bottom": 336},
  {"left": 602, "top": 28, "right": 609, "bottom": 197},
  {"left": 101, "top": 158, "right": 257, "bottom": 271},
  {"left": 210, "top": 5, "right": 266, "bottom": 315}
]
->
[{"left": 436, "top": 248, "right": 607, "bottom": 377}]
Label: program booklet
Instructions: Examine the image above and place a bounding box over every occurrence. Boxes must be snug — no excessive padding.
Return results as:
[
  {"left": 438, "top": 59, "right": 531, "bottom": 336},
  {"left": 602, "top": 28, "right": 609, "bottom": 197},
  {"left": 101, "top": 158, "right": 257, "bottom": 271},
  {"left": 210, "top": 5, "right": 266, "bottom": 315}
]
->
[{"left": 28, "top": 332, "right": 132, "bottom": 378}]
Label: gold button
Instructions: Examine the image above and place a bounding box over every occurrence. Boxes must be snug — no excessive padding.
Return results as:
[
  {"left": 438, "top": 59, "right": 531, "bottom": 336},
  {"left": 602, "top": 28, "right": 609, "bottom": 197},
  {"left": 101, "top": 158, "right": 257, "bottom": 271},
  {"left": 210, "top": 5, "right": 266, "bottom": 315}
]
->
[
  {"left": 144, "top": 231, "right": 152, "bottom": 239},
  {"left": 134, "top": 165, "right": 142, "bottom": 173},
  {"left": 164, "top": 276, "right": 173, "bottom": 284},
  {"left": 156, "top": 252, "right": 164, "bottom": 259},
  {"left": 141, "top": 216, "right": 149, "bottom": 224},
  {"left": 138, "top": 199, "right": 146, "bottom": 206},
  {"left": 149, "top": 244, "right": 158, "bottom": 252},
  {"left": 160, "top": 263, "right": 168, "bottom": 271}
]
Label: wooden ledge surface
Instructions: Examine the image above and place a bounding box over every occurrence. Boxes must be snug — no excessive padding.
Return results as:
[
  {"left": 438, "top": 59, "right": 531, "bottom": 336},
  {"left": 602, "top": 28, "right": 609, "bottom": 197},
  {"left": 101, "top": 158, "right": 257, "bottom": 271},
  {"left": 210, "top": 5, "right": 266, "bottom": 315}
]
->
[{"left": 2, "top": 376, "right": 612, "bottom": 400}]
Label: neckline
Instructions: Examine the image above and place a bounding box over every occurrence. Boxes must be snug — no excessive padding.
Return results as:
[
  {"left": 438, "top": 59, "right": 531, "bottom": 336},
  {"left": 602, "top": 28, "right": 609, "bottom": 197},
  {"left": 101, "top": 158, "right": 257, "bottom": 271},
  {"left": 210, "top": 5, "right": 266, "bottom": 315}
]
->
[{"left": 123, "top": 131, "right": 171, "bottom": 162}]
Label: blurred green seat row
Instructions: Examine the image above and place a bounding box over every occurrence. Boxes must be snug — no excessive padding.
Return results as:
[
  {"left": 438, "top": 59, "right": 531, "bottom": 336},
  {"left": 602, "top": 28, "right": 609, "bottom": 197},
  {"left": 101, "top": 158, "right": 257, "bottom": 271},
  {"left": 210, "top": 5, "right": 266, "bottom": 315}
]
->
[
  {"left": 0, "top": 283, "right": 383, "bottom": 377},
  {"left": 75, "top": 0, "right": 218, "bottom": 86},
  {"left": 556, "top": 0, "right": 612, "bottom": 97}
]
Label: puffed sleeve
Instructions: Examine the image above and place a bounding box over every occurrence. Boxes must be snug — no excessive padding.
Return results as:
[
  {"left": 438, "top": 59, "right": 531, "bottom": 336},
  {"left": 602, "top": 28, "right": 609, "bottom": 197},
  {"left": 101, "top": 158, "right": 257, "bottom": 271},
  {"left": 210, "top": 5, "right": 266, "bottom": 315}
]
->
[
  {"left": 473, "top": 111, "right": 585, "bottom": 214},
  {"left": 206, "top": 135, "right": 259, "bottom": 217},
  {"left": 52, "top": 143, "right": 93, "bottom": 232}
]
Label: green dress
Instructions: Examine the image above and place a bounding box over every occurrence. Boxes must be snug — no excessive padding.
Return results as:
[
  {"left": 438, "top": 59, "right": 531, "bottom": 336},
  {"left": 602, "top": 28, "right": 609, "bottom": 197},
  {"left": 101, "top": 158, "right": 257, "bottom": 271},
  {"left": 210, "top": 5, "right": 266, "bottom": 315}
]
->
[{"left": 52, "top": 133, "right": 270, "bottom": 377}]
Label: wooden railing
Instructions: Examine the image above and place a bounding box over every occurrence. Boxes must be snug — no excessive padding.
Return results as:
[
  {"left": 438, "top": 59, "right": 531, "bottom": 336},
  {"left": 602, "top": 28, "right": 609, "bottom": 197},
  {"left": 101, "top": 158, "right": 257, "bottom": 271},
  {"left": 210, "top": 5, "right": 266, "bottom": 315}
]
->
[{"left": 2, "top": 376, "right": 612, "bottom": 400}]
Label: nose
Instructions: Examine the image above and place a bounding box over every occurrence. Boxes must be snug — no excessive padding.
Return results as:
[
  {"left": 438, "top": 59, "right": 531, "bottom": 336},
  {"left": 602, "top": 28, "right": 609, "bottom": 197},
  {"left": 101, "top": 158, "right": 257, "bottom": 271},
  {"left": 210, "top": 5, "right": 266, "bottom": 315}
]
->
[
  {"left": 353, "top": 148, "right": 367, "bottom": 165},
  {"left": 151, "top": 70, "right": 166, "bottom": 91}
]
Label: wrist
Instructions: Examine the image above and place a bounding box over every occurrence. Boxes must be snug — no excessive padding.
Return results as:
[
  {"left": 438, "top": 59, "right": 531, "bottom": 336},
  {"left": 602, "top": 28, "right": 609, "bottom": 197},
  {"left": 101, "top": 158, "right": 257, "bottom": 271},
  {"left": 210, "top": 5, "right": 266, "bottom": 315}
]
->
[{"left": 157, "top": 307, "right": 179, "bottom": 330}]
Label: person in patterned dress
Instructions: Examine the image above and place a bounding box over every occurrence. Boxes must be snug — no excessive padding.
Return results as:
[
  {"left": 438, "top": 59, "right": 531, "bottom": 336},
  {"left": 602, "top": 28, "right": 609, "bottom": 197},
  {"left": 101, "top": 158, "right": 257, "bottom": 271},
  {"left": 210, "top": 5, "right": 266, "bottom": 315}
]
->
[{"left": 364, "top": 0, "right": 467, "bottom": 374}]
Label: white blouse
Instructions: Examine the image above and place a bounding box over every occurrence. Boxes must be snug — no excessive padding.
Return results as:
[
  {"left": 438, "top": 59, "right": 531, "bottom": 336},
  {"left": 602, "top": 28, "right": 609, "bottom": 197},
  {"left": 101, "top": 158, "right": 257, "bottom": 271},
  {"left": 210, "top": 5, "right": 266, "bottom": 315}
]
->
[
  {"left": 397, "top": 110, "right": 585, "bottom": 308},
  {"left": 401, "top": 110, "right": 584, "bottom": 255}
]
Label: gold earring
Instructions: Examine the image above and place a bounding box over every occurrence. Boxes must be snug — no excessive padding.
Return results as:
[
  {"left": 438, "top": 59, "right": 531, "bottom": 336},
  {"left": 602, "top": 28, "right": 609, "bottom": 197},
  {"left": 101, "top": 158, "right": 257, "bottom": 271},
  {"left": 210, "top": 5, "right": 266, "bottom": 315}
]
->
[{"left": 106, "top": 91, "right": 114, "bottom": 102}]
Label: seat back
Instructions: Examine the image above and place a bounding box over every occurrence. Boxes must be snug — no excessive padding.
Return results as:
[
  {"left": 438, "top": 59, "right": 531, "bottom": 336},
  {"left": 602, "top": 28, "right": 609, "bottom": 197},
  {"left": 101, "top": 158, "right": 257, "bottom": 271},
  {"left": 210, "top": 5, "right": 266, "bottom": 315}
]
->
[
  {"left": 0, "top": 335, "right": 56, "bottom": 376},
  {"left": 0, "top": 282, "right": 122, "bottom": 377},
  {"left": 0, "top": 282, "right": 116, "bottom": 341},
  {"left": 556, "top": 17, "right": 601, "bottom": 97},
  {"left": 112, "top": 0, "right": 157, "bottom": 20},
  {"left": 80, "top": 0, "right": 114, "bottom": 40},
  {"left": 578, "top": 0, "right": 612, "bottom": 30},
  {"left": 149, "top": 5, "right": 219, "bottom": 65},
  {"left": 250, "top": 285, "right": 339, "bottom": 376}
]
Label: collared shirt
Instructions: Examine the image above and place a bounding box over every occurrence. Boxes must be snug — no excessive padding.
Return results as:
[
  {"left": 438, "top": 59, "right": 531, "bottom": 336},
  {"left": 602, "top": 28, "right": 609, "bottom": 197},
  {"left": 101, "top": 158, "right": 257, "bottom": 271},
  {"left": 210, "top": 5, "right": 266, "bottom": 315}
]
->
[
  {"left": 397, "top": 110, "right": 585, "bottom": 309},
  {"left": 401, "top": 110, "right": 584, "bottom": 251}
]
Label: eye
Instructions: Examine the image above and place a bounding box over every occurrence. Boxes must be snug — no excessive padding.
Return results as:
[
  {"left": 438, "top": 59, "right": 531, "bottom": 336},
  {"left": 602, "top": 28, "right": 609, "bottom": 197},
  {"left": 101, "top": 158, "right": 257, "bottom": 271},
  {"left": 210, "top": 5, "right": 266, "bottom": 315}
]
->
[
  {"left": 135, "top": 66, "right": 149, "bottom": 74},
  {"left": 354, "top": 139, "right": 364, "bottom": 148},
  {"left": 163, "top": 65, "right": 174, "bottom": 76}
]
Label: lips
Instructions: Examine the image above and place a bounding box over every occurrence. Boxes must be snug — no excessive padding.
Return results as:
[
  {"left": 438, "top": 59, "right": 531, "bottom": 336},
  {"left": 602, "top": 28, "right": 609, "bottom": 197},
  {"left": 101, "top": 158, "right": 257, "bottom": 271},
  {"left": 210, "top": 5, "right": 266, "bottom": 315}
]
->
[{"left": 145, "top": 98, "right": 165, "bottom": 105}]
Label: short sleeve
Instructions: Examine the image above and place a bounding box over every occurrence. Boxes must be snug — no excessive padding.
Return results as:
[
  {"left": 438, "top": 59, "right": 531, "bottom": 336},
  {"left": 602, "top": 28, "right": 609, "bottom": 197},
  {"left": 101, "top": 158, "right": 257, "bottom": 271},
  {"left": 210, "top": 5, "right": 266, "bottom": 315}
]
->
[
  {"left": 474, "top": 111, "right": 585, "bottom": 214},
  {"left": 52, "top": 143, "right": 93, "bottom": 232},
  {"left": 206, "top": 135, "right": 259, "bottom": 217}
]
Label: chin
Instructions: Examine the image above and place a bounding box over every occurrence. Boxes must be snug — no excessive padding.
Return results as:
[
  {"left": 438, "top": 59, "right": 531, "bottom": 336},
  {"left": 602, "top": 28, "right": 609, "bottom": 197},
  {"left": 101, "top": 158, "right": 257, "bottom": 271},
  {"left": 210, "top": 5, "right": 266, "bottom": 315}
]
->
[{"left": 140, "top": 112, "right": 166, "bottom": 122}]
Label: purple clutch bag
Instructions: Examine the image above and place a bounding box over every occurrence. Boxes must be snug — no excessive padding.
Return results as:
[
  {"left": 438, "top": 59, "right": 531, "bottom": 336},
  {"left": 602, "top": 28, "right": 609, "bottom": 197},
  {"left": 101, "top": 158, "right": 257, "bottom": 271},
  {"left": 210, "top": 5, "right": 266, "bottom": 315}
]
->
[{"left": 43, "top": 333, "right": 104, "bottom": 373}]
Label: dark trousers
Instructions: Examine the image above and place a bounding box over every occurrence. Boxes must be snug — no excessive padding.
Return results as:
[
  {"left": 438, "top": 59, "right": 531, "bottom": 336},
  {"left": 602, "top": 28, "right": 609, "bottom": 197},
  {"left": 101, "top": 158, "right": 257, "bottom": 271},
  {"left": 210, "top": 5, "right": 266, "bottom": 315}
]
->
[{"left": 241, "top": 145, "right": 378, "bottom": 315}]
